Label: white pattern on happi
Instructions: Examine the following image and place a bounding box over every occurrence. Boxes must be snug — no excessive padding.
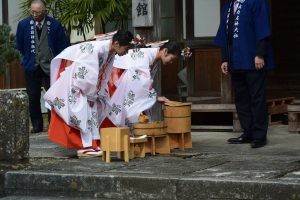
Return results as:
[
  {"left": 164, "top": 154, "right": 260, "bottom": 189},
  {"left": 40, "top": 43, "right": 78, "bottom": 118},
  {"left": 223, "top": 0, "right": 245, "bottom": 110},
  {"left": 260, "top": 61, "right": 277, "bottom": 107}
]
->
[{"left": 44, "top": 40, "right": 114, "bottom": 147}]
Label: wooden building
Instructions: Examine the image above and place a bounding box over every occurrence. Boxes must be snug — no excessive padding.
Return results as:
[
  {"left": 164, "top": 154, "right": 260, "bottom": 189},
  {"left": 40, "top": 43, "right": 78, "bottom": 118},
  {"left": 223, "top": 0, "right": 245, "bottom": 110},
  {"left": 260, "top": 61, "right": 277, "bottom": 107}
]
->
[
  {"left": 1, "top": 0, "right": 300, "bottom": 102},
  {"left": 137, "top": 0, "right": 300, "bottom": 103}
]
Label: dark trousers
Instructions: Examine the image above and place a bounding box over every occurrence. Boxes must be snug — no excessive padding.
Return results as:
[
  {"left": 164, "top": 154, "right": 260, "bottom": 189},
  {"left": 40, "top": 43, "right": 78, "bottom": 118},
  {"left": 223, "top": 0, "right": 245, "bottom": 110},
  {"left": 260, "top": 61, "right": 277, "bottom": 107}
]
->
[
  {"left": 231, "top": 70, "right": 268, "bottom": 141},
  {"left": 25, "top": 66, "right": 50, "bottom": 130}
]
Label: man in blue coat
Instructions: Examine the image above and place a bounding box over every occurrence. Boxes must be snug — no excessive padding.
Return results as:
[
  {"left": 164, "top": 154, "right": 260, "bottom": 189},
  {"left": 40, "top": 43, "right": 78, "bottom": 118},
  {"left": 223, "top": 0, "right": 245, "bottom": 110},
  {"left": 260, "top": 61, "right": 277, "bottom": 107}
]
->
[
  {"left": 215, "top": 0, "right": 274, "bottom": 148},
  {"left": 16, "top": 0, "right": 69, "bottom": 133}
]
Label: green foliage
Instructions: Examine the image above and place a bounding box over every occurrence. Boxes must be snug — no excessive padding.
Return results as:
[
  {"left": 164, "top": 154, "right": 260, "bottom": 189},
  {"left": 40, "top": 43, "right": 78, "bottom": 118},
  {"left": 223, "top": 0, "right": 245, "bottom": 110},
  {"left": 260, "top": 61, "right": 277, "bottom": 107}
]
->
[
  {"left": 0, "top": 24, "right": 21, "bottom": 74},
  {"left": 18, "top": 0, "right": 131, "bottom": 41}
]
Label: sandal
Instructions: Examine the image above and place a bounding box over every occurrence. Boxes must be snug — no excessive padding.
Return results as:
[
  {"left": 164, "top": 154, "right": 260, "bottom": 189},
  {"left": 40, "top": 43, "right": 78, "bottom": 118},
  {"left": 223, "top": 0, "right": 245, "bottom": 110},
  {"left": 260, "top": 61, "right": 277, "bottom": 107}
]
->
[
  {"left": 77, "top": 148, "right": 102, "bottom": 157},
  {"left": 130, "top": 135, "right": 147, "bottom": 140}
]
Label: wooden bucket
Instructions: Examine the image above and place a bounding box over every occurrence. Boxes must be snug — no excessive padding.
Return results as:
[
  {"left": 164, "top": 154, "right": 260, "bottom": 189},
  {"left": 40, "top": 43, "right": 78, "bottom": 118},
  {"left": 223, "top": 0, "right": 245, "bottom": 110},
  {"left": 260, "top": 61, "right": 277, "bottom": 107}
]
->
[
  {"left": 133, "top": 121, "right": 167, "bottom": 136},
  {"left": 164, "top": 102, "right": 192, "bottom": 133}
]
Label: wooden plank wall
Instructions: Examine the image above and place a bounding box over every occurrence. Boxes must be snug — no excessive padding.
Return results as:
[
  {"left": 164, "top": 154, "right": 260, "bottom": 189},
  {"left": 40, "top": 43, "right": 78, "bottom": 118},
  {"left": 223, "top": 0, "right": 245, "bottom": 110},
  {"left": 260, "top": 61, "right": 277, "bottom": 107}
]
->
[
  {"left": 193, "top": 48, "right": 221, "bottom": 97},
  {"left": 0, "top": 63, "right": 26, "bottom": 89},
  {"left": 161, "top": 59, "right": 179, "bottom": 97}
]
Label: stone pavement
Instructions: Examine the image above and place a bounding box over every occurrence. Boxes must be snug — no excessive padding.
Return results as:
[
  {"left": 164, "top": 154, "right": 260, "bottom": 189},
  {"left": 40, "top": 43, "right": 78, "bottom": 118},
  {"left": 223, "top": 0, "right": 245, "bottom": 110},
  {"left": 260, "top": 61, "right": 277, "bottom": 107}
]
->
[{"left": 1, "top": 125, "right": 300, "bottom": 200}]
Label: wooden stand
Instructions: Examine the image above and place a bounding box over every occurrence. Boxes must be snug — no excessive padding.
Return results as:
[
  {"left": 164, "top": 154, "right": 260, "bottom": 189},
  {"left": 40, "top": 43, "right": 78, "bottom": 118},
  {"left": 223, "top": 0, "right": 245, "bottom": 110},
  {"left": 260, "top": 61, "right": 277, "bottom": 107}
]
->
[
  {"left": 134, "top": 121, "right": 170, "bottom": 155},
  {"left": 191, "top": 104, "right": 242, "bottom": 132},
  {"left": 144, "top": 135, "right": 170, "bottom": 155},
  {"left": 287, "top": 103, "right": 300, "bottom": 133},
  {"left": 100, "top": 127, "right": 130, "bottom": 163},
  {"left": 268, "top": 97, "right": 294, "bottom": 124},
  {"left": 164, "top": 102, "right": 192, "bottom": 150},
  {"left": 129, "top": 137, "right": 147, "bottom": 159}
]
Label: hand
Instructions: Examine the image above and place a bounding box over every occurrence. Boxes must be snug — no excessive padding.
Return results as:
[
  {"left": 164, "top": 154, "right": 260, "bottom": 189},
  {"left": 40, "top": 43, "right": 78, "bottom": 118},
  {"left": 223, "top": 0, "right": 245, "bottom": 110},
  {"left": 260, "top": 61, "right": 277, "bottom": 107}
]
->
[
  {"left": 255, "top": 56, "right": 265, "bottom": 70},
  {"left": 157, "top": 96, "right": 170, "bottom": 103},
  {"left": 221, "top": 62, "right": 229, "bottom": 75}
]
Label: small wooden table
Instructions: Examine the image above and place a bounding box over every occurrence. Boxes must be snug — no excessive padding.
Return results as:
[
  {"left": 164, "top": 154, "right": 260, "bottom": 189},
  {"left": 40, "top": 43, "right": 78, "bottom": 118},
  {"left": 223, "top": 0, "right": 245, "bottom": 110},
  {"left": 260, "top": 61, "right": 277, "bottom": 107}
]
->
[
  {"left": 134, "top": 121, "right": 170, "bottom": 155},
  {"left": 100, "top": 127, "right": 130, "bottom": 163}
]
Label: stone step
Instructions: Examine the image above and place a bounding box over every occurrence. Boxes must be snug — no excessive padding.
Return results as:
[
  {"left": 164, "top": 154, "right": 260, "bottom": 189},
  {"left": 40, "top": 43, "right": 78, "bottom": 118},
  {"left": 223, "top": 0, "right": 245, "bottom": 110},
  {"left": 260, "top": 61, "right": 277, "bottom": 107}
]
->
[
  {"left": 0, "top": 196, "right": 106, "bottom": 200},
  {"left": 2, "top": 128, "right": 300, "bottom": 200},
  {"left": 3, "top": 169, "right": 300, "bottom": 200}
]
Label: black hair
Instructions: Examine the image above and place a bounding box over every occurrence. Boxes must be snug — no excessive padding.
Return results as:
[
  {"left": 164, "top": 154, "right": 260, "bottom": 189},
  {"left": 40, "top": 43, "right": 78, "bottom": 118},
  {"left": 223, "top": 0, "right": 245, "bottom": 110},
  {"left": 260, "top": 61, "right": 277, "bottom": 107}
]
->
[
  {"left": 159, "top": 41, "right": 181, "bottom": 55},
  {"left": 112, "top": 30, "right": 134, "bottom": 46}
]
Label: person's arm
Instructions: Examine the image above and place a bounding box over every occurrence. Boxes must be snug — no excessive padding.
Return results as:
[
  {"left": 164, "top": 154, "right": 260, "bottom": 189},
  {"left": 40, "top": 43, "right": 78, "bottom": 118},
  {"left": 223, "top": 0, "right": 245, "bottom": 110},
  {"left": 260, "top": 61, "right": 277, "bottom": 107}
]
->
[
  {"left": 221, "top": 47, "right": 228, "bottom": 63},
  {"left": 56, "top": 22, "right": 70, "bottom": 53},
  {"left": 255, "top": 37, "right": 269, "bottom": 70},
  {"left": 15, "top": 22, "right": 24, "bottom": 55},
  {"left": 220, "top": 47, "right": 229, "bottom": 75},
  {"left": 256, "top": 37, "right": 268, "bottom": 58}
]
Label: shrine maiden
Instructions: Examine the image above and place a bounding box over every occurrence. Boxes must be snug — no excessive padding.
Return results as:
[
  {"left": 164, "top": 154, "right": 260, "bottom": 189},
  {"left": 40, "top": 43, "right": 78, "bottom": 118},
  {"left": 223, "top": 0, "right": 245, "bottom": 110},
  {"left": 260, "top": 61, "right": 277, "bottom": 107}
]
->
[
  {"left": 103, "top": 41, "right": 181, "bottom": 128},
  {"left": 43, "top": 30, "right": 133, "bottom": 156}
]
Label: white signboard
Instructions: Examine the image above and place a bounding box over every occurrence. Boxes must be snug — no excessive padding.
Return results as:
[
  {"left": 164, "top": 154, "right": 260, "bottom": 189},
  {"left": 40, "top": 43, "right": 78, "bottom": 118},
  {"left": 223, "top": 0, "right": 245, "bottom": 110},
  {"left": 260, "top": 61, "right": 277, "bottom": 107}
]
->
[{"left": 132, "top": 0, "right": 153, "bottom": 27}]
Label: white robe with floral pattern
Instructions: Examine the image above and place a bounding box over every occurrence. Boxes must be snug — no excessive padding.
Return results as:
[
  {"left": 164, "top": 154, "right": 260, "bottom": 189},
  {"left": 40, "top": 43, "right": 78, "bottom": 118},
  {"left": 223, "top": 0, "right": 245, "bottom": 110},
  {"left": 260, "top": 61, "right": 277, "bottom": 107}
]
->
[
  {"left": 44, "top": 40, "right": 114, "bottom": 147},
  {"left": 108, "top": 48, "right": 159, "bottom": 127}
]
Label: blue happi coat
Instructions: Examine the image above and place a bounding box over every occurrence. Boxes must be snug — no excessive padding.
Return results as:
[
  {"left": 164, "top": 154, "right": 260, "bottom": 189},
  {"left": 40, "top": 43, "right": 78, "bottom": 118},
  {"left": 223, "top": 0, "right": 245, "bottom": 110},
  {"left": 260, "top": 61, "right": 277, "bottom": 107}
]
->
[
  {"left": 215, "top": 0, "right": 274, "bottom": 70},
  {"left": 16, "top": 15, "right": 69, "bottom": 72}
]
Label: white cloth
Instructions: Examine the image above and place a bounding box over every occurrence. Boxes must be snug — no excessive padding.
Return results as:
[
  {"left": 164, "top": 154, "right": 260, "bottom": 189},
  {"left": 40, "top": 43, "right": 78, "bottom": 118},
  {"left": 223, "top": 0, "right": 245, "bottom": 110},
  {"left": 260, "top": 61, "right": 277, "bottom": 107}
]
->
[
  {"left": 108, "top": 48, "right": 159, "bottom": 127},
  {"left": 44, "top": 40, "right": 115, "bottom": 147}
]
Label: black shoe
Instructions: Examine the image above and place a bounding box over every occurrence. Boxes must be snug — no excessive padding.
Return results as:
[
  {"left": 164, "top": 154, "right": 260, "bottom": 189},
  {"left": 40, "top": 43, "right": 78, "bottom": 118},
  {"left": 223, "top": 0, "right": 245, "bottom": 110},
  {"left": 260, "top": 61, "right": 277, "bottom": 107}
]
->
[
  {"left": 251, "top": 140, "right": 267, "bottom": 148},
  {"left": 31, "top": 128, "right": 43, "bottom": 133},
  {"left": 227, "top": 136, "right": 252, "bottom": 144}
]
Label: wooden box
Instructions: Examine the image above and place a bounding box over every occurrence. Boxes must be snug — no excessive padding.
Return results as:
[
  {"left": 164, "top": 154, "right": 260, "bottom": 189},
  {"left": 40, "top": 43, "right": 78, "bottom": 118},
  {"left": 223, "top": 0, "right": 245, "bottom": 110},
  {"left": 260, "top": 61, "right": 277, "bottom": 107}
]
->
[{"left": 100, "top": 127, "right": 130, "bottom": 162}]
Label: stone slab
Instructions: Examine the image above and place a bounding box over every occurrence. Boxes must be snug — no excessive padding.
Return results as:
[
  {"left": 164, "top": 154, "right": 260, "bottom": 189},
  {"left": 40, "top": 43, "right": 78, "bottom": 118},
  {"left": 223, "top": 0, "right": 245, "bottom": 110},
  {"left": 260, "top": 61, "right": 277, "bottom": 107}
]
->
[{"left": 0, "top": 90, "right": 29, "bottom": 161}]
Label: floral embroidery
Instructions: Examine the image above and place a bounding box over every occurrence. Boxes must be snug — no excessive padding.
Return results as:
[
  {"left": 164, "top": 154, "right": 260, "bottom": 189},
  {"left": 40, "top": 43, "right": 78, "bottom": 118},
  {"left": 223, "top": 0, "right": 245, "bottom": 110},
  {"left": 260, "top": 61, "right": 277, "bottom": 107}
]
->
[
  {"left": 70, "top": 115, "right": 81, "bottom": 127},
  {"left": 52, "top": 97, "right": 65, "bottom": 109},
  {"left": 130, "top": 50, "right": 144, "bottom": 60},
  {"left": 68, "top": 88, "right": 77, "bottom": 104},
  {"left": 87, "top": 112, "right": 98, "bottom": 131},
  {"left": 148, "top": 90, "right": 157, "bottom": 99},
  {"left": 132, "top": 70, "right": 141, "bottom": 81},
  {"left": 124, "top": 90, "right": 135, "bottom": 107},
  {"left": 125, "top": 118, "right": 130, "bottom": 126},
  {"left": 75, "top": 66, "right": 88, "bottom": 79},
  {"left": 80, "top": 43, "right": 94, "bottom": 53},
  {"left": 111, "top": 103, "right": 122, "bottom": 115}
]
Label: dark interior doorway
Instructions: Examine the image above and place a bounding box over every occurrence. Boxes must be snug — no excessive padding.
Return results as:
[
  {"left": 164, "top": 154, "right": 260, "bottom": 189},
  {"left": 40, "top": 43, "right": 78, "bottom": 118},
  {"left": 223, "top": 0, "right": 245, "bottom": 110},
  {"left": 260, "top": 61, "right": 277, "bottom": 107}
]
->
[{"left": 268, "top": 0, "right": 300, "bottom": 98}]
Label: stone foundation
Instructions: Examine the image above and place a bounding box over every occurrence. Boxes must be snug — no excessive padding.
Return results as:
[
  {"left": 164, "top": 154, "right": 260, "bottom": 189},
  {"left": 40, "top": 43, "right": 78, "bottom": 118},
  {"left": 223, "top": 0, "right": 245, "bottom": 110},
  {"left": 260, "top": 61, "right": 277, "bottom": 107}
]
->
[{"left": 0, "top": 90, "right": 29, "bottom": 161}]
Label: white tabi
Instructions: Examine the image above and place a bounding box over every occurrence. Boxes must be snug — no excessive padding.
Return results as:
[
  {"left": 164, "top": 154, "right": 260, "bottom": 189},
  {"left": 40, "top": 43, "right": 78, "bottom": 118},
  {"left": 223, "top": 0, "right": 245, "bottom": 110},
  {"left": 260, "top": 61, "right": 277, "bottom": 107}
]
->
[
  {"left": 108, "top": 48, "right": 159, "bottom": 127},
  {"left": 44, "top": 40, "right": 115, "bottom": 148}
]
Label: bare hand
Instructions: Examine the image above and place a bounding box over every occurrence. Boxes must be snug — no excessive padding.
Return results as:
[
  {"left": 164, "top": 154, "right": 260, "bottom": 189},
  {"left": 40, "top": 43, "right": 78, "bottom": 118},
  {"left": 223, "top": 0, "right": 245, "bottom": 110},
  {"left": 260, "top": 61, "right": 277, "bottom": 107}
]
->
[
  {"left": 157, "top": 96, "right": 170, "bottom": 103},
  {"left": 221, "top": 62, "right": 229, "bottom": 75},
  {"left": 255, "top": 56, "right": 265, "bottom": 70}
]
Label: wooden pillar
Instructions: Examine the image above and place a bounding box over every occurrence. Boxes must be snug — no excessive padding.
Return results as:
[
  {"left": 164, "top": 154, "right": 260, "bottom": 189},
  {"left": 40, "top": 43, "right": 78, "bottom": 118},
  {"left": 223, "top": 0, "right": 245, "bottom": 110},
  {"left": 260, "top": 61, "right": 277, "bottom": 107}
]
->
[
  {"left": 2, "top": 0, "right": 8, "bottom": 24},
  {"left": 133, "top": 0, "right": 162, "bottom": 120},
  {"left": 221, "top": 74, "right": 233, "bottom": 103}
]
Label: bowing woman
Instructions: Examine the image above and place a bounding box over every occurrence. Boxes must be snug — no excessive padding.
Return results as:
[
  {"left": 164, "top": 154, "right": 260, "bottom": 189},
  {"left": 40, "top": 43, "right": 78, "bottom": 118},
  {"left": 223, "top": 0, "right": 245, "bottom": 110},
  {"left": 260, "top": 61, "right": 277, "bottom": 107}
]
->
[
  {"left": 43, "top": 30, "right": 133, "bottom": 157},
  {"left": 100, "top": 41, "right": 181, "bottom": 129}
]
